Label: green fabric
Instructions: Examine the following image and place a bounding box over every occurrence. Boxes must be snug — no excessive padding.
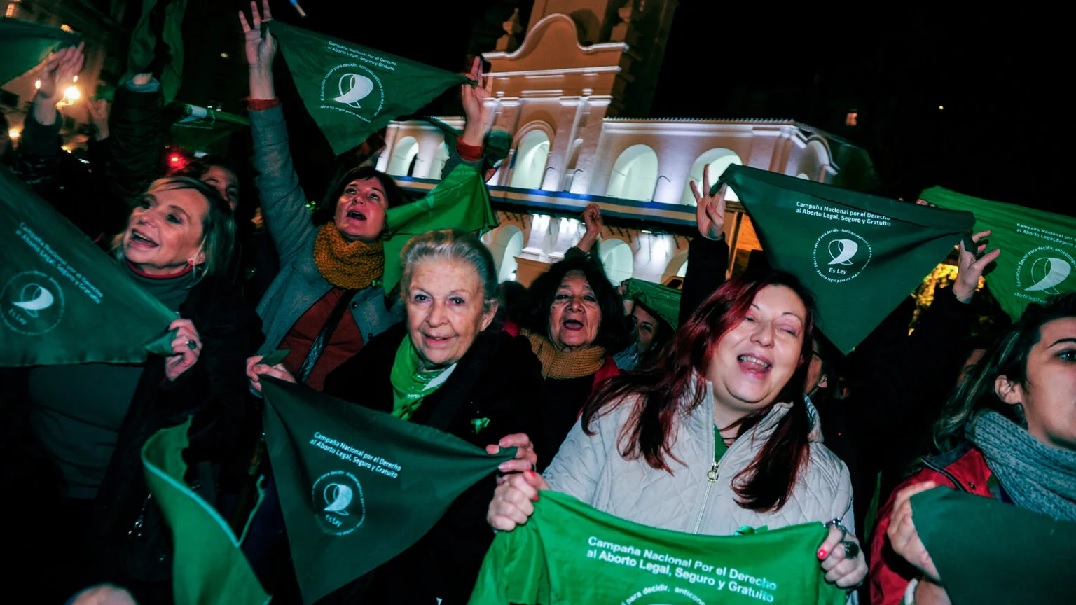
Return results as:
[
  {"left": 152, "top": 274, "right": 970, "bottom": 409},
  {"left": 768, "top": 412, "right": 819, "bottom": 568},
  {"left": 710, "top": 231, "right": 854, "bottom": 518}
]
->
[
  {"left": 169, "top": 103, "right": 250, "bottom": 154},
  {"left": 720, "top": 165, "right": 974, "bottom": 354},
  {"left": 260, "top": 377, "right": 517, "bottom": 605},
  {"left": 919, "top": 187, "right": 1076, "bottom": 321},
  {"left": 0, "top": 18, "right": 81, "bottom": 86},
  {"left": 623, "top": 277, "right": 681, "bottom": 328},
  {"left": 910, "top": 487, "right": 1076, "bottom": 605},
  {"left": 389, "top": 335, "right": 454, "bottom": 420},
  {"left": 267, "top": 21, "right": 470, "bottom": 156},
  {"left": 382, "top": 163, "right": 498, "bottom": 295},
  {"left": 0, "top": 166, "right": 175, "bottom": 366},
  {"left": 125, "top": 0, "right": 187, "bottom": 103},
  {"left": 142, "top": 419, "right": 271, "bottom": 605},
  {"left": 468, "top": 490, "right": 844, "bottom": 605}
]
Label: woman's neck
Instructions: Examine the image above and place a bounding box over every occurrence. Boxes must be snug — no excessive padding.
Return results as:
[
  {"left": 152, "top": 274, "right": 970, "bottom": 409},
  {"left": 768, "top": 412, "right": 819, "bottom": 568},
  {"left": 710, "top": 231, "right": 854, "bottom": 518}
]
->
[{"left": 126, "top": 260, "right": 194, "bottom": 279}]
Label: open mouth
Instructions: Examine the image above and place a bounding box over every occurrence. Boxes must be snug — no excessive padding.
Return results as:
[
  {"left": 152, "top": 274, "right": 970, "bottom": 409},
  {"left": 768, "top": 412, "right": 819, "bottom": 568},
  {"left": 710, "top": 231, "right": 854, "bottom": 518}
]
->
[
  {"left": 737, "top": 354, "right": 772, "bottom": 372},
  {"left": 129, "top": 228, "right": 158, "bottom": 248},
  {"left": 346, "top": 210, "right": 367, "bottom": 221},
  {"left": 562, "top": 319, "right": 584, "bottom": 330}
]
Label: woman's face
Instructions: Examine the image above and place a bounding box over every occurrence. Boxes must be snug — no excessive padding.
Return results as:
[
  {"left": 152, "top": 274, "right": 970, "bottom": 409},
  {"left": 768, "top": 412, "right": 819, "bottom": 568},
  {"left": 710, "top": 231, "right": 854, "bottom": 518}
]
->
[
  {"left": 706, "top": 284, "right": 807, "bottom": 426},
  {"left": 1003, "top": 317, "right": 1076, "bottom": 451},
  {"left": 548, "top": 270, "right": 602, "bottom": 351},
  {"left": 201, "top": 165, "right": 239, "bottom": 211},
  {"left": 334, "top": 177, "right": 388, "bottom": 243},
  {"left": 123, "top": 186, "right": 208, "bottom": 275},
  {"left": 406, "top": 258, "right": 496, "bottom": 370}
]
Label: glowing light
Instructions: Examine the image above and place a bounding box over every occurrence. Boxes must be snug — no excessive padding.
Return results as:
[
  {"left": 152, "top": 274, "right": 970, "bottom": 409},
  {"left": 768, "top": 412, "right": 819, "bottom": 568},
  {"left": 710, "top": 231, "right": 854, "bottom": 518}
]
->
[
  {"left": 938, "top": 105, "right": 944, "bottom": 111},
  {"left": 34, "top": 80, "right": 41, "bottom": 89},
  {"left": 63, "top": 85, "right": 80, "bottom": 102},
  {"left": 8, "top": 128, "right": 21, "bottom": 140}
]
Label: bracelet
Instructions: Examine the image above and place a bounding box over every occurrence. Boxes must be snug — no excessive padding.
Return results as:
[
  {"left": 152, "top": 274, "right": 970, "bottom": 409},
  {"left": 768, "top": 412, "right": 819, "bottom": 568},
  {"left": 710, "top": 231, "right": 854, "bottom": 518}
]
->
[
  {"left": 245, "top": 97, "right": 281, "bottom": 111},
  {"left": 902, "top": 577, "right": 920, "bottom": 605}
]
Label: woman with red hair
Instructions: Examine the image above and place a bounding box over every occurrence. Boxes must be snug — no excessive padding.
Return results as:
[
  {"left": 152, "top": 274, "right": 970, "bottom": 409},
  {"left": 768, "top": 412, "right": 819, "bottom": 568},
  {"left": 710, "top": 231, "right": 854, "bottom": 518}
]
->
[{"left": 489, "top": 270, "right": 868, "bottom": 595}]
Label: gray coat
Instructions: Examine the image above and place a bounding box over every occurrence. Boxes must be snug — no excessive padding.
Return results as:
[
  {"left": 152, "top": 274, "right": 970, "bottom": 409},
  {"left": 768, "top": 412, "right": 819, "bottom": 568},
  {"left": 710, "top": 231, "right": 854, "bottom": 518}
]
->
[
  {"left": 249, "top": 106, "right": 402, "bottom": 355},
  {"left": 545, "top": 375, "right": 855, "bottom": 537}
]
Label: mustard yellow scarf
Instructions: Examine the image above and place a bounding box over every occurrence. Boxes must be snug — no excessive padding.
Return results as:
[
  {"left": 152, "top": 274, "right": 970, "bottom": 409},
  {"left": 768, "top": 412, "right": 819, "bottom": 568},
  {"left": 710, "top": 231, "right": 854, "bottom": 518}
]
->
[
  {"left": 313, "top": 223, "right": 385, "bottom": 289},
  {"left": 522, "top": 328, "right": 606, "bottom": 380}
]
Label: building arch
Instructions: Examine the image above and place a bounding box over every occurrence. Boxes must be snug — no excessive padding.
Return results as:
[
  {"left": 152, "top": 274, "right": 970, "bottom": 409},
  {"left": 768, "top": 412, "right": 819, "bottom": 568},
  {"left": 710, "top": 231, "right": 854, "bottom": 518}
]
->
[
  {"left": 598, "top": 237, "right": 635, "bottom": 285},
  {"left": 795, "top": 138, "right": 833, "bottom": 182},
  {"left": 509, "top": 129, "right": 552, "bottom": 190},
  {"left": 386, "top": 136, "right": 420, "bottom": 177},
  {"left": 680, "top": 149, "right": 743, "bottom": 205},
  {"left": 606, "top": 144, "right": 658, "bottom": 202},
  {"left": 430, "top": 141, "right": 450, "bottom": 180},
  {"left": 482, "top": 224, "right": 525, "bottom": 282}
]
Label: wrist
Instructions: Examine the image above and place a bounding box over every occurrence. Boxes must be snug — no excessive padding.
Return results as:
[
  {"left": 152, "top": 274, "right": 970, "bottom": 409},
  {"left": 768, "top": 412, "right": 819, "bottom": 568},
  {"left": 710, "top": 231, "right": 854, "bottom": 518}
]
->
[{"left": 903, "top": 578, "right": 919, "bottom": 605}]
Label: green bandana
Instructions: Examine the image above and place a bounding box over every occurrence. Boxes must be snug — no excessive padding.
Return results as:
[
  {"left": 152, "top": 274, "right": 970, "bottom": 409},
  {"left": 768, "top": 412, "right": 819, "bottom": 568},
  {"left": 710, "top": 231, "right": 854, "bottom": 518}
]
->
[
  {"left": 910, "top": 487, "right": 1076, "bottom": 605},
  {"left": 142, "top": 420, "right": 270, "bottom": 605},
  {"left": 267, "top": 21, "right": 470, "bottom": 156},
  {"left": 0, "top": 167, "right": 175, "bottom": 367},
  {"left": 261, "top": 378, "right": 516, "bottom": 604},
  {"left": 623, "top": 278, "right": 681, "bottom": 328},
  {"left": 720, "top": 164, "right": 974, "bottom": 354},
  {"left": 390, "top": 336, "right": 456, "bottom": 420},
  {"left": 0, "top": 19, "right": 81, "bottom": 88},
  {"left": 919, "top": 187, "right": 1076, "bottom": 321},
  {"left": 469, "top": 490, "right": 843, "bottom": 605}
]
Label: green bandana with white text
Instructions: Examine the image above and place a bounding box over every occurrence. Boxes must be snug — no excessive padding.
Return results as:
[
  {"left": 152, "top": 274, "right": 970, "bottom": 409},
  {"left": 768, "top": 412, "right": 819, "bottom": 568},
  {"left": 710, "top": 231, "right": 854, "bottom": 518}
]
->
[
  {"left": 468, "top": 490, "right": 844, "bottom": 605},
  {"left": 919, "top": 187, "right": 1076, "bottom": 321},
  {"left": 261, "top": 377, "right": 516, "bottom": 604},
  {"left": 720, "top": 165, "right": 974, "bottom": 354},
  {"left": 267, "top": 21, "right": 470, "bottom": 156},
  {"left": 0, "top": 166, "right": 175, "bottom": 366}
]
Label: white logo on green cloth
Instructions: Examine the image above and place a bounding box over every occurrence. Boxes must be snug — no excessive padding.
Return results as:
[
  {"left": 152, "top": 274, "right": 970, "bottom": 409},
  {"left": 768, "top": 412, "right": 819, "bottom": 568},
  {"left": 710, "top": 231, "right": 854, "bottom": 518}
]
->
[
  {"left": 813, "top": 229, "right": 871, "bottom": 283},
  {"left": 312, "top": 470, "right": 366, "bottom": 536},
  {"left": 320, "top": 64, "right": 384, "bottom": 122},
  {"left": 1016, "top": 246, "right": 1073, "bottom": 298},
  {"left": 1, "top": 271, "right": 64, "bottom": 335}
]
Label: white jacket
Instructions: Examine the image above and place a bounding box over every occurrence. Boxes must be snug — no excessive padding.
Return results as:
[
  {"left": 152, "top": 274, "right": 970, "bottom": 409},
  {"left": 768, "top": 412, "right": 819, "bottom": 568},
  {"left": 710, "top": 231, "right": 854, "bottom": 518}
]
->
[{"left": 544, "top": 377, "right": 855, "bottom": 537}]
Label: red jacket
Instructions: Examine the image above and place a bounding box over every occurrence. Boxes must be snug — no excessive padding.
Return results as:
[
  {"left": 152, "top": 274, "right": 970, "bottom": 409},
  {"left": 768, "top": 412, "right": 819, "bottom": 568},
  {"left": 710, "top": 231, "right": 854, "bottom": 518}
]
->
[{"left": 869, "top": 444, "right": 994, "bottom": 605}]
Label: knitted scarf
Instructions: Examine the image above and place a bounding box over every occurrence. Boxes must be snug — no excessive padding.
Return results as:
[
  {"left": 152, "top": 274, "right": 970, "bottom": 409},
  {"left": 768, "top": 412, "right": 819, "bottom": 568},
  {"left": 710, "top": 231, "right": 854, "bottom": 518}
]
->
[
  {"left": 967, "top": 411, "right": 1076, "bottom": 522},
  {"left": 313, "top": 223, "right": 385, "bottom": 289},
  {"left": 389, "top": 336, "right": 456, "bottom": 421},
  {"left": 522, "top": 328, "right": 606, "bottom": 380}
]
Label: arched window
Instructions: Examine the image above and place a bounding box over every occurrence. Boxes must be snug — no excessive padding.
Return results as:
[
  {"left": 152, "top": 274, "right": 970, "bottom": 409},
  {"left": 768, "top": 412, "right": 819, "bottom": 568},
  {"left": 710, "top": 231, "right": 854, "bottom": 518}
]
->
[
  {"left": 508, "top": 131, "right": 550, "bottom": 190},
  {"left": 431, "top": 142, "right": 450, "bottom": 180},
  {"left": 387, "top": 136, "right": 420, "bottom": 177},
  {"left": 482, "top": 225, "right": 525, "bottom": 282},
  {"left": 599, "top": 239, "right": 635, "bottom": 286},
  {"left": 607, "top": 144, "right": 658, "bottom": 202},
  {"left": 680, "top": 150, "right": 743, "bottom": 205}
]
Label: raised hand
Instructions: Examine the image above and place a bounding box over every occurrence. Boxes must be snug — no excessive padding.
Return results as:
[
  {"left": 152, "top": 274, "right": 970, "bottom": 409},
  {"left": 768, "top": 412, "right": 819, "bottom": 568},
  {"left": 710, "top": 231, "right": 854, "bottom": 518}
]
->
[
  {"left": 239, "top": 0, "right": 278, "bottom": 99},
  {"left": 165, "top": 318, "right": 202, "bottom": 382},
  {"left": 689, "top": 165, "right": 726, "bottom": 241},
  {"left": 37, "top": 42, "right": 85, "bottom": 103},
  {"left": 460, "top": 56, "right": 492, "bottom": 147},
  {"left": 953, "top": 230, "right": 1000, "bottom": 303}
]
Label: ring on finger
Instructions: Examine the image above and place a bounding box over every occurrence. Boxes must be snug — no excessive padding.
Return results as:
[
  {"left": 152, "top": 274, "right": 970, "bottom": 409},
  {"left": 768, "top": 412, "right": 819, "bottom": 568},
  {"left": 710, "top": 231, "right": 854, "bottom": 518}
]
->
[
  {"left": 186, "top": 339, "right": 198, "bottom": 351},
  {"left": 841, "top": 540, "right": 860, "bottom": 559}
]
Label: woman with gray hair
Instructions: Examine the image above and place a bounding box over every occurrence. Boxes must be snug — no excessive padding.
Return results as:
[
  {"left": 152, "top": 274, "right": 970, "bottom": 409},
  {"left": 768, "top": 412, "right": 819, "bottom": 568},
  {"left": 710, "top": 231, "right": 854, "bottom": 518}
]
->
[{"left": 248, "top": 228, "right": 545, "bottom": 603}]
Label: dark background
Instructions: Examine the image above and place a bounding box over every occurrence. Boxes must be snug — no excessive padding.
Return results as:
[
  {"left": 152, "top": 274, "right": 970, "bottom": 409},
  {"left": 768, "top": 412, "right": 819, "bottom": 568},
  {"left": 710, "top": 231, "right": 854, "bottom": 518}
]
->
[{"left": 199, "top": 1, "right": 1067, "bottom": 215}]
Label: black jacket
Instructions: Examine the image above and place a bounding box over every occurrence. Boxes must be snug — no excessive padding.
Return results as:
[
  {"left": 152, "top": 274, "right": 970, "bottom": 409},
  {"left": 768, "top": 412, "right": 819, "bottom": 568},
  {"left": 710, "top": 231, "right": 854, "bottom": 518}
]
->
[{"left": 321, "top": 323, "right": 547, "bottom": 605}]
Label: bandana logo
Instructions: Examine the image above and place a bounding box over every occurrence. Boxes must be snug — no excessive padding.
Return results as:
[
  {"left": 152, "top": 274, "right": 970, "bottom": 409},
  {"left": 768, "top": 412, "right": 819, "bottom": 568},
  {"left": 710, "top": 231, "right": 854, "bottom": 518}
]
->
[
  {"left": 1015, "top": 246, "right": 1074, "bottom": 300},
  {"left": 312, "top": 470, "right": 366, "bottom": 536},
  {"left": 320, "top": 64, "right": 384, "bottom": 123},
  {"left": 812, "top": 229, "right": 871, "bottom": 283},
  {"left": 1, "top": 271, "right": 64, "bottom": 335}
]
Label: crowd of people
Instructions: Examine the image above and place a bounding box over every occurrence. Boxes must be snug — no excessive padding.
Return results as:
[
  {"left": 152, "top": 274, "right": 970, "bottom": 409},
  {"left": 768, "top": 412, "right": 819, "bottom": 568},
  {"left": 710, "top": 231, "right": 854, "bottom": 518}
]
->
[{"left": 1, "top": 2, "right": 1072, "bottom": 604}]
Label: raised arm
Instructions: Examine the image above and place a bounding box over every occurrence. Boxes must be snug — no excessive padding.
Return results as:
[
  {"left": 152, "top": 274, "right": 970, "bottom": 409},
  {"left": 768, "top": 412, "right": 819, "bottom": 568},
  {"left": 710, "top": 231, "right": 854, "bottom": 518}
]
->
[{"left": 680, "top": 165, "right": 730, "bottom": 323}]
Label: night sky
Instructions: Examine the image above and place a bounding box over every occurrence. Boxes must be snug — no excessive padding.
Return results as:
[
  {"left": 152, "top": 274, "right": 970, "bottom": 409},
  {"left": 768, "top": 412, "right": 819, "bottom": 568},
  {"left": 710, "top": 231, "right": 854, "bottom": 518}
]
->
[{"left": 252, "top": 1, "right": 1068, "bottom": 215}]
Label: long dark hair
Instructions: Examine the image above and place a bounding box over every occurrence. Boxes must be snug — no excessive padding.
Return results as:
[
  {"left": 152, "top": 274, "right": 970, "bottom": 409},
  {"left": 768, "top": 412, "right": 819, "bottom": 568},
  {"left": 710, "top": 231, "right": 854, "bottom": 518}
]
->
[
  {"left": 516, "top": 255, "right": 631, "bottom": 352},
  {"left": 933, "top": 291, "right": 1076, "bottom": 451},
  {"left": 583, "top": 270, "right": 816, "bottom": 512}
]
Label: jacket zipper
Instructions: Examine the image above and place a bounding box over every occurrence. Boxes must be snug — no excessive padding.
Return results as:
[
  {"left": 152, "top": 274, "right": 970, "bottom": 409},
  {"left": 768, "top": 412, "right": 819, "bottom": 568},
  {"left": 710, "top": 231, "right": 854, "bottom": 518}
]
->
[{"left": 692, "top": 459, "right": 719, "bottom": 534}]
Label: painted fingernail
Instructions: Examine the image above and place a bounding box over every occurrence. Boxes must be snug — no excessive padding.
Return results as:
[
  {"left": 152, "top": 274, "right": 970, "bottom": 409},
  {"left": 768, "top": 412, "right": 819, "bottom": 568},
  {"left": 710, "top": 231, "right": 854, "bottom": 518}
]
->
[{"left": 817, "top": 549, "right": 827, "bottom": 560}]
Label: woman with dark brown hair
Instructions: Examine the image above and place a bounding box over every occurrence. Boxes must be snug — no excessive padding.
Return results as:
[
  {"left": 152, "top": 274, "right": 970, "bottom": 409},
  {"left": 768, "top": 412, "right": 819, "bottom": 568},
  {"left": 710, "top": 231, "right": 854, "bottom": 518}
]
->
[{"left": 489, "top": 270, "right": 868, "bottom": 595}]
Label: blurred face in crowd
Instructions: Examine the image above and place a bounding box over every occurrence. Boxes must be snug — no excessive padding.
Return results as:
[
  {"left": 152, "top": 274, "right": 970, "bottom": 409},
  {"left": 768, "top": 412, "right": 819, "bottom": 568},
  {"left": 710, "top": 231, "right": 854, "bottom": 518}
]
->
[
  {"left": 632, "top": 304, "right": 660, "bottom": 354},
  {"left": 334, "top": 178, "right": 388, "bottom": 243},
  {"left": 707, "top": 285, "right": 807, "bottom": 427},
  {"left": 804, "top": 337, "right": 828, "bottom": 396},
  {"left": 201, "top": 165, "right": 240, "bottom": 211},
  {"left": 998, "top": 317, "right": 1076, "bottom": 451},
  {"left": 406, "top": 258, "right": 496, "bottom": 370},
  {"left": 123, "top": 185, "right": 208, "bottom": 275},
  {"left": 549, "top": 270, "right": 602, "bottom": 351}
]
